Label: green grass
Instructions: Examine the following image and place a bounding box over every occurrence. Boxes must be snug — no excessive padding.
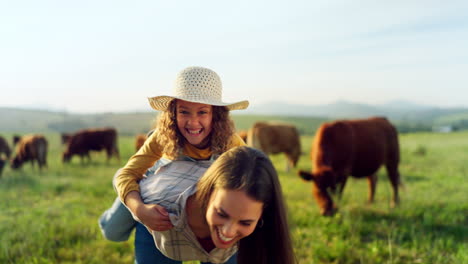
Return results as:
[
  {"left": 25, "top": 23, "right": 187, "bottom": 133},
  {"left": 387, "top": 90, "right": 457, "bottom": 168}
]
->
[{"left": 1, "top": 131, "right": 467, "bottom": 263}]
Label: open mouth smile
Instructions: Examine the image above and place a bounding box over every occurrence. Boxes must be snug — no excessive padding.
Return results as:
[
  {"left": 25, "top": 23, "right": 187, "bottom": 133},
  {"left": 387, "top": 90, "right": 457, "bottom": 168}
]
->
[
  {"left": 217, "top": 227, "right": 235, "bottom": 244},
  {"left": 186, "top": 128, "right": 203, "bottom": 135}
]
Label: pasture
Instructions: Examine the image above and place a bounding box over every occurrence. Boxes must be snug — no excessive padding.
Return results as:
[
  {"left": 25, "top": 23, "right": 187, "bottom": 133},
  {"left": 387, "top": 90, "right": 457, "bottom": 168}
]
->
[{"left": 0, "top": 131, "right": 466, "bottom": 263}]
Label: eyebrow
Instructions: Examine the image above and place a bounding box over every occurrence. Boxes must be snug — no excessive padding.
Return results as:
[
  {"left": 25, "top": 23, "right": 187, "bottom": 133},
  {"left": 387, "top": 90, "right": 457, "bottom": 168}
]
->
[{"left": 218, "top": 207, "right": 256, "bottom": 222}]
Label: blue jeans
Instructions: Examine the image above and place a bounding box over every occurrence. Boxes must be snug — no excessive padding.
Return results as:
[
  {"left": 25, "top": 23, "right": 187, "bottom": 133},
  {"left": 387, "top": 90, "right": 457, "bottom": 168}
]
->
[
  {"left": 135, "top": 222, "right": 237, "bottom": 264},
  {"left": 99, "top": 197, "right": 136, "bottom": 242}
]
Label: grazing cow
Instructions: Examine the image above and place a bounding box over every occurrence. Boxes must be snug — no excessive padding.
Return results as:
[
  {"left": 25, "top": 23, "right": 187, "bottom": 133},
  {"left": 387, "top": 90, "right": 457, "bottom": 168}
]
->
[
  {"left": 63, "top": 127, "right": 120, "bottom": 164},
  {"left": 0, "top": 136, "right": 11, "bottom": 159},
  {"left": 11, "top": 135, "right": 48, "bottom": 170},
  {"left": 13, "top": 135, "right": 21, "bottom": 146},
  {"left": 237, "top": 130, "right": 248, "bottom": 143},
  {"left": 0, "top": 158, "right": 5, "bottom": 177},
  {"left": 135, "top": 129, "right": 156, "bottom": 152},
  {"left": 298, "top": 117, "right": 401, "bottom": 216},
  {"left": 61, "top": 133, "right": 72, "bottom": 145},
  {"left": 135, "top": 133, "right": 147, "bottom": 152},
  {"left": 247, "top": 121, "right": 301, "bottom": 171}
]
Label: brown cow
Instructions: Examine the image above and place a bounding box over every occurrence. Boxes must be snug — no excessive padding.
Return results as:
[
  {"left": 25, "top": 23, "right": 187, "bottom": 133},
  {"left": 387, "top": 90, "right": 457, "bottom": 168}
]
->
[
  {"left": 0, "top": 136, "right": 12, "bottom": 176},
  {"left": 247, "top": 121, "right": 301, "bottom": 171},
  {"left": 63, "top": 127, "right": 120, "bottom": 164},
  {"left": 0, "top": 158, "right": 5, "bottom": 177},
  {"left": 298, "top": 117, "right": 401, "bottom": 216},
  {"left": 135, "top": 129, "right": 156, "bottom": 152},
  {"left": 237, "top": 130, "right": 248, "bottom": 143},
  {"left": 135, "top": 133, "right": 147, "bottom": 152},
  {"left": 11, "top": 135, "right": 48, "bottom": 170},
  {"left": 0, "top": 136, "right": 11, "bottom": 159}
]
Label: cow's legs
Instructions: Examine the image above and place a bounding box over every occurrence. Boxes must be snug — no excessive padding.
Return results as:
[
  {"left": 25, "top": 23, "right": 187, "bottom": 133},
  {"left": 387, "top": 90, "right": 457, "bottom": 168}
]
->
[
  {"left": 37, "top": 158, "right": 42, "bottom": 171},
  {"left": 285, "top": 151, "right": 299, "bottom": 173},
  {"left": 79, "top": 154, "right": 84, "bottom": 165},
  {"left": 367, "top": 173, "right": 377, "bottom": 203},
  {"left": 79, "top": 153, "right": 91, "bottom": 165},
  {"left": 337, "top": 176, "right": 348, "bottom": 200},
  {"left": 386, "top": 164, "right": 400, "bottom": 207},
  {"left": 39, "top": 154, "right": 47, "bottom": 169},
  {"left": 105, "top": 148, "right": 111, "bottom": 164},
  {"left": 106, "top": 147, "right": 120, "bottom": 163}
]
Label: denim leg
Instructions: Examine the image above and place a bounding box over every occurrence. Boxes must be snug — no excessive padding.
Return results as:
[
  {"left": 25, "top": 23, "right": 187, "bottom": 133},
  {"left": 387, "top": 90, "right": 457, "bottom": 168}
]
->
[
  {"left": 98, "top": 197, "right": 136, "bottom": 242},
  {"left": 134, "top": 222, "right": 181, "bottom": 264}
]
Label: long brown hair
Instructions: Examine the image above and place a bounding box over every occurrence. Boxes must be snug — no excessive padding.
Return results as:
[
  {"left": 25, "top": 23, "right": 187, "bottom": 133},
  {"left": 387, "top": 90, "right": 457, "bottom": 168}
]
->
[
  {"left": 153, "top": 99, "right": 236, "bottom": 159},
  {"left": 196, "top": 146, "right": 297, "bottom": 264}
]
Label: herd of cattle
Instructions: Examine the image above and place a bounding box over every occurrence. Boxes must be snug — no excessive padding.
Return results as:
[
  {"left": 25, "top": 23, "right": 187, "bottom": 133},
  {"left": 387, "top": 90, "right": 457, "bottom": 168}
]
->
[
  {"left": 0, "top": 128, "right": 120, "bottom": 175},
  {"left": 0, "top": 117, "right": 402, "bottom": 216}
]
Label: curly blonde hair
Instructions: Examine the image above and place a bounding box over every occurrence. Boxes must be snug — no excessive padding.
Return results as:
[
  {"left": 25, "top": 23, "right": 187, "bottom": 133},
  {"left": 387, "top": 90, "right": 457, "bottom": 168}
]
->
[{"left": 153, "top": 99, "right": 236, "bottom": 159}]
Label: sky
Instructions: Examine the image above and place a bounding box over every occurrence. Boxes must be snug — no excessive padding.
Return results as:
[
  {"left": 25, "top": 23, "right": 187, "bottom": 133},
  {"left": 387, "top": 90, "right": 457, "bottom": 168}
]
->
[{"left": 1, "top": 0, "right": 467, "bottom": 113}]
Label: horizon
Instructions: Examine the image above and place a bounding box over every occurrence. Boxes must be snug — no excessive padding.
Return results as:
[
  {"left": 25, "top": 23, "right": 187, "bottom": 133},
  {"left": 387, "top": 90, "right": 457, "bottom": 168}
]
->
[
  {"left": 2, "top": 98, "right": 466, "bottom": 116},
  {"left": 1, "top": 1, "right": 467, "bottom": 113}
]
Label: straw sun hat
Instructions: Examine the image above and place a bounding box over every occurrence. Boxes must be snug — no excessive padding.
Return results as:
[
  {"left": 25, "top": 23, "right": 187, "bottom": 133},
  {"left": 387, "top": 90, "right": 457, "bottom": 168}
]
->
[{"left": 148, "top": 66, "right": 249, "bottom": 111}]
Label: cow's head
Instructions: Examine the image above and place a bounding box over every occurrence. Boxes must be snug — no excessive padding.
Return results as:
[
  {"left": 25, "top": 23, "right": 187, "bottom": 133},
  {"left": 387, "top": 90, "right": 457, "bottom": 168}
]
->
[
  {"left": 298, "top": 167, "right": 338, "bottom": 216},
  {"left": 61, "top": 133, "right": 71, "bottom": 145},
  {"left": 12, "top": 135, "right": 21, "bottom": 146},
  {"left": 62, "top": 151, "right": 71, "bottom": 163},
  {"left": 10, "top": 156, "right": 23, "bottom": 169}
]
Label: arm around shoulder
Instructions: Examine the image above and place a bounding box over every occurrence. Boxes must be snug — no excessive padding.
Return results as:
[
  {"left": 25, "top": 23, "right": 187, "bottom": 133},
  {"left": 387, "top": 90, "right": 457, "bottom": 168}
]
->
[{"left": 114, "top": 133, "right": 163, "bottom": 203}]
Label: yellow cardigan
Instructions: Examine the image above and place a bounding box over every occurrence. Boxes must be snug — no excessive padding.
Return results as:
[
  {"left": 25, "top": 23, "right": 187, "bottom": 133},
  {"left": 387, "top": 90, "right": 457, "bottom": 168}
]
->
[{"left": 114, "top": 131, "right": 246, "bottom": 203}]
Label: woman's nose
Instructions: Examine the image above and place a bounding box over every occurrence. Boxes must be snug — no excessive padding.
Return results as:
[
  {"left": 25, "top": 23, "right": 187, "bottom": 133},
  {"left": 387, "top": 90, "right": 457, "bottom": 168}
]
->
[{"left": 222, "top": 222, "right": 237, "bottom": 237}]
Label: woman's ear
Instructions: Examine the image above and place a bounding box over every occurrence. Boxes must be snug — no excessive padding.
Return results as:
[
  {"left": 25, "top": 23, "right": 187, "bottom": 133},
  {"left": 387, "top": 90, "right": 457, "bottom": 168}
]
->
[{"left": 256, "top": 218, "right": 264, "bottom": 228}]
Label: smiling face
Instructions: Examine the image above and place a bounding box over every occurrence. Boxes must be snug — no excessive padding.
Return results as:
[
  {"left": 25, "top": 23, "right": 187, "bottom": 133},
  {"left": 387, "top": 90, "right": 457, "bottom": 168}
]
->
[
  {"left": 176, "top": 100, "right": 213, "bottom": 148},
  {"left": 206, "top": 188, "right": 263, "bottom": 249}
]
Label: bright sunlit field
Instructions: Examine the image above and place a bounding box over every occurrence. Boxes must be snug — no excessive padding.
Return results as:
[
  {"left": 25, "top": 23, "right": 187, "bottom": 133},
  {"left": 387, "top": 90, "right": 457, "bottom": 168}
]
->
[{"left": 0, "top": 131, "right": 467, "bottom": 263}]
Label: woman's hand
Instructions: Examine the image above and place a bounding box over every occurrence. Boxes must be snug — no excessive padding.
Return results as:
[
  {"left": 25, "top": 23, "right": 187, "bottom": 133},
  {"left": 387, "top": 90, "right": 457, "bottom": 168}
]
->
[{"left": 125, "top": 191, "right": 174, "bottom": 231}]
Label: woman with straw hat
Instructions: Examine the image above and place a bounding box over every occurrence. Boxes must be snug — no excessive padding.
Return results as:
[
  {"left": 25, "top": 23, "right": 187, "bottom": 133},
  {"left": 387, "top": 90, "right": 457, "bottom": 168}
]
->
[{"left": 100, "top": 66, "right": 250, "bottom": 263}]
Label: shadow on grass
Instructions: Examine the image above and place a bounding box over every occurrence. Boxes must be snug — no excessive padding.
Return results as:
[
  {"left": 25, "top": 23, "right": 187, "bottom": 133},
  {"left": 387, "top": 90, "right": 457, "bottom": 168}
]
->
[
  {"left": 376, "top": 171, "right": 427, "bottom": 183},
  {"left": 399, "top": 174, "right": 426, "bottom": 182}
]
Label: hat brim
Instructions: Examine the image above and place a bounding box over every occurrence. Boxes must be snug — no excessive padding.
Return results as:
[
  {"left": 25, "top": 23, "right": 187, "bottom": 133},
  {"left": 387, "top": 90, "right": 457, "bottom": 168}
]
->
[{"left": 148, "top": 96, "right": 249, "bottom": 111}]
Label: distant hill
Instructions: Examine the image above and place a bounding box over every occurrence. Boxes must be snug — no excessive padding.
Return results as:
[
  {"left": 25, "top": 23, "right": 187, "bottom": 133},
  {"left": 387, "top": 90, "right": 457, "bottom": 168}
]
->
[
  {"left": 246, "top": 100, "right": 461, "bottom": 119},
  {"left": 245, "top": 100, "right": 384, "bottom": 118},
  {"left": 0, "top": 107, "right": 157, "bottom": 136},
  {"left": 0, "top": 107, "right": 328, "bottom": 136},
  {"left": 1, "top": 100, "right": 468, "bottom": 135},
  {"left": 245, "top": 100, "right": 468, "bottom": 128}
]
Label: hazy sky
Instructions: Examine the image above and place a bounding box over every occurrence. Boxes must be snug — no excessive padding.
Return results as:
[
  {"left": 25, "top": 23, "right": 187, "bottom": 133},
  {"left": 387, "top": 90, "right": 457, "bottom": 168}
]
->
[{"left": 1, "top": 0, "right": 467, "bottom": 113}]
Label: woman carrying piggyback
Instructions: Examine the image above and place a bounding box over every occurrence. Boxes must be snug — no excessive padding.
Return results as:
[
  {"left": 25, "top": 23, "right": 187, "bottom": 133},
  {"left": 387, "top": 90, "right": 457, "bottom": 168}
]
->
[{"left": 101, "top": 66, "right": 249, "bottom": 263}]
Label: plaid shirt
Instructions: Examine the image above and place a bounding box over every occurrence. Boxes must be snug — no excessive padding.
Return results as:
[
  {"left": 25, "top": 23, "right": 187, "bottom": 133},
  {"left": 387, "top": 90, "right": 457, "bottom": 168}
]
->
[{"left": 139, "top": 156, "right": 238, "bottom": 263}]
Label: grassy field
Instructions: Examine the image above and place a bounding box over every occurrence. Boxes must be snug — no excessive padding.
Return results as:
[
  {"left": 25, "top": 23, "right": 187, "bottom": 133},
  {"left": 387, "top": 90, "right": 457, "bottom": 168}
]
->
[{"left": 0, "top": 131, "right": 467, "bottom": 263}]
